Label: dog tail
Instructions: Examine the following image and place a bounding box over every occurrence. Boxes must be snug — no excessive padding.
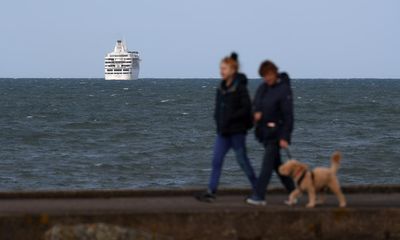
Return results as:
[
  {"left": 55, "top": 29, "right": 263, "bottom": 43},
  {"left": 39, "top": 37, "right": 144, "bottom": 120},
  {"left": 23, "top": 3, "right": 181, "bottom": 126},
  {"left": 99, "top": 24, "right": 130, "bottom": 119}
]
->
[{"left": 330, "top": 151, "right": 341, "bottom": 173}]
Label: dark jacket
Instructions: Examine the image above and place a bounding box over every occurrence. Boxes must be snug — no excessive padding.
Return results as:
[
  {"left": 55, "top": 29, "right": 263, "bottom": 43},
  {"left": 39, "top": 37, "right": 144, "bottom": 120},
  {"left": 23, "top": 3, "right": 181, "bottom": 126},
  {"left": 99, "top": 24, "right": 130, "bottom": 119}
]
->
[
  {"left": 253, "top": 73, "right": 294, "bottom": 143},
  {"left": 214, "top": 73, "right": 253, "bottom": 136}
]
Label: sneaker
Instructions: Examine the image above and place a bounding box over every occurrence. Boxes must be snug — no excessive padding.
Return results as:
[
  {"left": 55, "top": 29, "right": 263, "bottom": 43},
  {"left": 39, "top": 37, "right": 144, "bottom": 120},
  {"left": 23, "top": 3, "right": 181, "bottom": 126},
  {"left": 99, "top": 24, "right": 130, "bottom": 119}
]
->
[
  {"left": 284, "top": 198, "right": 298, "bottom": 206},
  {"left": 195, "top": 191, "right": 216, "bottom": 203},
  {"left": 246, "top": 197, "right": 267, "bottom": 206}
]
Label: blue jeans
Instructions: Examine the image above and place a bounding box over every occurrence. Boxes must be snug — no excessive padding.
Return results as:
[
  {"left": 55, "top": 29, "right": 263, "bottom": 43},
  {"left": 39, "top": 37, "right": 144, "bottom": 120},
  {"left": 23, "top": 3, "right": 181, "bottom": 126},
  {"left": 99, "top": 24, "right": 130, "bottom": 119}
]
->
[
  {"left": 252, "top": 140, "right": 295, "bottom": 200},
  {"left": 208, "top": 134, "right": 257, "bottom": 193}
]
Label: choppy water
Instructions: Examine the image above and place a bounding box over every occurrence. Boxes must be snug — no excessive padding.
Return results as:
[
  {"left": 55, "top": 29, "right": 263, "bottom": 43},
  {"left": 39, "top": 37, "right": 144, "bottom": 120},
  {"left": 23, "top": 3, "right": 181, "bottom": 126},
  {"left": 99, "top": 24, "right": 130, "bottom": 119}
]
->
[{"left": 0, "top": 78, "right": 399, "bottom": 190}]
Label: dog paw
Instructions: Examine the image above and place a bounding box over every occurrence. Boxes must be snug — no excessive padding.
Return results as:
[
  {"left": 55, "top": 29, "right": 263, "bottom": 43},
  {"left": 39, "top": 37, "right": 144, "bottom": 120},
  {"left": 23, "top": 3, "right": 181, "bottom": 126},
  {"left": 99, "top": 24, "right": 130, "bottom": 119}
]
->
[{"left": 306, "top": 203, "right": 315, "bottom": 208}]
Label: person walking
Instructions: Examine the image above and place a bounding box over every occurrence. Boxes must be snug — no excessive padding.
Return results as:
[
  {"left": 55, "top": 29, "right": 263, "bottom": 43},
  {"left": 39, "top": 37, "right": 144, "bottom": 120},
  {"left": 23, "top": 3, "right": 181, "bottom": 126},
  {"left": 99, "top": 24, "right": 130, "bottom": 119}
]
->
[
  {"left": 246, "top": 60, "right": 295, "bottom": 206},
  {"left": 196, "top": 53, "right": 257, "bottom": 202}
]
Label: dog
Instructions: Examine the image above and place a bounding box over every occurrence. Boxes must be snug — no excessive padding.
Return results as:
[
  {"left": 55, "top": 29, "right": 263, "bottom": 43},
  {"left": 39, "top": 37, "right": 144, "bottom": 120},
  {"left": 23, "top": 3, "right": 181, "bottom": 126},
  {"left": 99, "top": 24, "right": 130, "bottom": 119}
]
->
[{"left": 278, "top": 151, "right": 346, "bottom": 208}]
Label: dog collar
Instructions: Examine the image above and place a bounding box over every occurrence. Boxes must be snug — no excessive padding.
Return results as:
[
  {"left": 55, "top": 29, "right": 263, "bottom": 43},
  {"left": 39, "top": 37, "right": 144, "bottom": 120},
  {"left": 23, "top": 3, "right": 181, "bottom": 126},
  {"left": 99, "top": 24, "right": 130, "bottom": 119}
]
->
[
  {"left": 296, "top": 170, "right": 315, "bottom": 189},
  {"left": 296, "top": 170, "right": 308, "bottom": 187}
]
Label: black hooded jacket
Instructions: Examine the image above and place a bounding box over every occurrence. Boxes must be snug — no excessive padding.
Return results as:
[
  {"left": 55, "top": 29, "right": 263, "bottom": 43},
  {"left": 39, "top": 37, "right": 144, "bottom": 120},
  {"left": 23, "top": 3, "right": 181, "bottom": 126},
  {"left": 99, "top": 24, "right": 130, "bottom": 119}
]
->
[
  {"left": 214, "top": 73, "right": 253, "bottom": 136},
  {"left": 253, "top": 72, "right": 294, "bottom": 143}
]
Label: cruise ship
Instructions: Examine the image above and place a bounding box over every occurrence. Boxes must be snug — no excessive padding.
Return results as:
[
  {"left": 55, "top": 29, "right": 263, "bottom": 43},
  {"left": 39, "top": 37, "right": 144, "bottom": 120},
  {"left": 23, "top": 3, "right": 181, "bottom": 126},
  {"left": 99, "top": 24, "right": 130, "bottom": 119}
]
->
[{"left": 104, "top": 40, "right": 140, "bottom": 80}]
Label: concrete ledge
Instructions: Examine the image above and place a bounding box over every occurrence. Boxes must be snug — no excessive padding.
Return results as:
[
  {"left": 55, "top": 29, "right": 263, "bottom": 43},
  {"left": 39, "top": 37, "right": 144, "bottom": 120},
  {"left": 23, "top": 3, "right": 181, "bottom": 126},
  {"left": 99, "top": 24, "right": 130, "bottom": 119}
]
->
[
  {"left": 0, "top": 186, "right": 398, "bottom": 240},
  {"left": 1, "top": 206, "right": 399, "bottom": 240}
]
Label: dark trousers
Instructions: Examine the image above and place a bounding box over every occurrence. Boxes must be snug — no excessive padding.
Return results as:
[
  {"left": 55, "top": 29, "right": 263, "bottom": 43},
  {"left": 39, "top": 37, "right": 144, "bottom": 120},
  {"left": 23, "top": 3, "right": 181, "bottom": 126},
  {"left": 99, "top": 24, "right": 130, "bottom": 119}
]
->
[
  {"left": 208, "top": 134, "right": 257, "bottom": 194},
  {"left": 253, "top": 140, "right": 295, "bottom": 200}
]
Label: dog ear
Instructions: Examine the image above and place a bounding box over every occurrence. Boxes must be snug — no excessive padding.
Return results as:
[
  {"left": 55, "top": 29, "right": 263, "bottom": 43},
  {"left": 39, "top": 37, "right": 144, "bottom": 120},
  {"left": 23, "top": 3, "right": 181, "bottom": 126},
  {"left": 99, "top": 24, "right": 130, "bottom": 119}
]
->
[
  {"left": 302, "top": 163, "right": 309, "bottom": 169},
  {"left": 296, "top": 162, "right": 309, "bottom": 172},
  {"left": 287, "top": 160, "right": 297, "bottom": 171}
]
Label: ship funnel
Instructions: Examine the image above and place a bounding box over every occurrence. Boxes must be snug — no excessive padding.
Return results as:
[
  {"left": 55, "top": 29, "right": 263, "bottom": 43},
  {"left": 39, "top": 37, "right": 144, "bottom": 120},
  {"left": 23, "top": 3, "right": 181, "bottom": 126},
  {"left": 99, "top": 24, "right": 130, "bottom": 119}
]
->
[{"left": 114, "top": 40, "right": 127, "bottom": 53}]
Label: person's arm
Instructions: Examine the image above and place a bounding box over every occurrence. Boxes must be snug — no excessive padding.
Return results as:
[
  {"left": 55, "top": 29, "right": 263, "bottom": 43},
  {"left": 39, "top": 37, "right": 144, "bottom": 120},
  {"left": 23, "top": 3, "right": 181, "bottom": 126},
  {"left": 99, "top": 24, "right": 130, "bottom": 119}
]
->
[
  {"left": 253, "top": 85, "right": 264, "bottom": 122},
  {"left": 229, "top": 85, "right": 252, "bottom": 122},
  {"left": 213, "top": 89, "right": 219, "bottom": 121},
  {"left": 279, "top": 86, "right": 294, "bottom": 144},
  {"left": 253, "top": 85, "right": 263, "bottom": 112}
]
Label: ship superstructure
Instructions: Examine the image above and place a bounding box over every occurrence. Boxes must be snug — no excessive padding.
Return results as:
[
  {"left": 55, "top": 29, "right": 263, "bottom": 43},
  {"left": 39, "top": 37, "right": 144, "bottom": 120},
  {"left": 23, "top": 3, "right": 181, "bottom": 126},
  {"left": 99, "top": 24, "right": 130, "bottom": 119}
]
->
[{"left": 104, "top": 40, "right": 140, "bottom": 80}]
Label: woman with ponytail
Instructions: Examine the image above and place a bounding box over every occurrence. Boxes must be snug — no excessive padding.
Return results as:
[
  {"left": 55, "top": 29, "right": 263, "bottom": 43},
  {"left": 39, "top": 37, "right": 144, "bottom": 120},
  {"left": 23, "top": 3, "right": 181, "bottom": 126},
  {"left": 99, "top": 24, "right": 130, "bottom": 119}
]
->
[{"left": 196, "top": 53, "right": 257, "bottom": 202}]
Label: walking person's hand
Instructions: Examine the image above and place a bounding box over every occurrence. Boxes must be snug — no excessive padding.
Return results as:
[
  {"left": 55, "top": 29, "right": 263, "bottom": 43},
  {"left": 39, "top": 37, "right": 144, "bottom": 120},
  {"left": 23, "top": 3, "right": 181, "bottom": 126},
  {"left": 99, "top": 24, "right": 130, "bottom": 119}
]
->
[
  {"left": 279, "top": 139, "right": 289, "bottom": 149},
  {"left": 254, "top": 112, "right": 262, "bottom": 122}
]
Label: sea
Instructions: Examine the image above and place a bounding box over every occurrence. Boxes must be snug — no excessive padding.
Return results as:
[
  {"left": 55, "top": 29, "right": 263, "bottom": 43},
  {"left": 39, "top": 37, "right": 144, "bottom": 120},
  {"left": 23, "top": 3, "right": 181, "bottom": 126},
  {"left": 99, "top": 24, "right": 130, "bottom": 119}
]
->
[{"left": 0, "top": 78, "right": 399, "bottom": 190}]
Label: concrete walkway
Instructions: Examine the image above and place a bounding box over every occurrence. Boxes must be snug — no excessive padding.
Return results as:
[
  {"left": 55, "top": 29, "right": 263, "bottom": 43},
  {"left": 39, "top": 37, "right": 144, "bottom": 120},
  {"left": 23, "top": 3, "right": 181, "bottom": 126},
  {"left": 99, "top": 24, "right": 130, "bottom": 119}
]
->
[
  {"left": 0, "top": 186, "right": 398, "bottom": 240},
  {"left": 0, "top": 192, "right": 399, "bottom": 216}
]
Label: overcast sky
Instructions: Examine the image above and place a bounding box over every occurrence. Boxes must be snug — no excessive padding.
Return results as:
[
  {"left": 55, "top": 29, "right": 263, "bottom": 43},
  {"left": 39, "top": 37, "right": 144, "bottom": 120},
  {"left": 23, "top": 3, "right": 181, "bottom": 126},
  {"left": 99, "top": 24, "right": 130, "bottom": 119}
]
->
[{"left": 1, "top": 0, "right": 399, "bottom": 78}]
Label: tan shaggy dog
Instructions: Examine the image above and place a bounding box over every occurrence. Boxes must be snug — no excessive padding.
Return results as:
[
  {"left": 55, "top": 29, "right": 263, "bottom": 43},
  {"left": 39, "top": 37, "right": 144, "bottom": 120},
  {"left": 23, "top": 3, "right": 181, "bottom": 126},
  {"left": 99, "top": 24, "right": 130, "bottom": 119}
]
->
[{"left": 278, "top": 151, "right": 346, "bottom": 208}]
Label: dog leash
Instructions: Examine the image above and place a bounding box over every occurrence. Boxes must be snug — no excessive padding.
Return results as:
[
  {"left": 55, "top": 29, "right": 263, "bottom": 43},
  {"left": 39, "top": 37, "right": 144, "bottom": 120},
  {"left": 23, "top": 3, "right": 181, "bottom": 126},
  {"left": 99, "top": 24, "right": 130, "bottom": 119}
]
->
[{"left": 284, "top": 147, "right": 292, "bottom": 160}]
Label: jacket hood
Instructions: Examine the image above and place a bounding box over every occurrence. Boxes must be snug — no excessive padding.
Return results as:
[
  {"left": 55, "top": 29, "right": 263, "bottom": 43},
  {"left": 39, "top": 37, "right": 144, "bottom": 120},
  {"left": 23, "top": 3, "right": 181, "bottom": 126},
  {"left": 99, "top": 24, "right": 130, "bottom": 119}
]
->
[
  {"left": 235, "top": 72, "right": 248, "bottom": 86},
  {"left": 260, "top": 72, "right": 291, "bottom": 89},
  {"left": 278, "top": 72, "right": 291, "bottom": 86},
  {"left": 219, "top": 72, "right": 248, "bottom": 90}
]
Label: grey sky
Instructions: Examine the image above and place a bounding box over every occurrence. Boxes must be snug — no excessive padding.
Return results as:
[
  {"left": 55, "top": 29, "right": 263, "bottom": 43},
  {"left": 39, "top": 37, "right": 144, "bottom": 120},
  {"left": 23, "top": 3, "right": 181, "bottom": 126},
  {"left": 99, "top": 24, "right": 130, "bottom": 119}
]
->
[{"left": 1, "top": 0, "right": 399, "bottom": 78}]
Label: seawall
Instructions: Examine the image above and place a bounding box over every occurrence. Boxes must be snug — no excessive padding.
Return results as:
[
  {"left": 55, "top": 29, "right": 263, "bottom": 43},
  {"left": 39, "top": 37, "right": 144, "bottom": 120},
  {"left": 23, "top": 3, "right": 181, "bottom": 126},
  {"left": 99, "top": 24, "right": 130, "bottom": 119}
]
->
[{"left": 0, "top": 185, "right": 399, "bottom": 240}]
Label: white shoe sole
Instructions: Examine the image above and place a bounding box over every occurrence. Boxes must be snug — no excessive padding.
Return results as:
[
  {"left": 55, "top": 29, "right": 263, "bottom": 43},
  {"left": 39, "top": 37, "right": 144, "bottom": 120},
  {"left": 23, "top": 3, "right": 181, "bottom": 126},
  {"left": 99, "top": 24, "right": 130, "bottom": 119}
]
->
[
  {"left": 284, "top": 199, "right": 298, "bottom": 206},
  {"left": 246, "top": 198, "right": 267, "bottom": 206}
]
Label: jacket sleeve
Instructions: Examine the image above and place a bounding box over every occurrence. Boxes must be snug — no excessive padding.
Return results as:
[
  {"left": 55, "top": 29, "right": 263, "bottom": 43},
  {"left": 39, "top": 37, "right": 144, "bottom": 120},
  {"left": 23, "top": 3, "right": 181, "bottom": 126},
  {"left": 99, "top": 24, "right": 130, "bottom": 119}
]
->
[
  {"left": 229, "top": 85, "right": 252, "bottom": 122},
  {"left": 279, "top": 86, "right": 294, "bottom": 142},
  {"left": 253, "top": 85, "right": 263, "bottom": 112},
  {"left": 213, "top": 89, "right": 218, "bottom": 121}
]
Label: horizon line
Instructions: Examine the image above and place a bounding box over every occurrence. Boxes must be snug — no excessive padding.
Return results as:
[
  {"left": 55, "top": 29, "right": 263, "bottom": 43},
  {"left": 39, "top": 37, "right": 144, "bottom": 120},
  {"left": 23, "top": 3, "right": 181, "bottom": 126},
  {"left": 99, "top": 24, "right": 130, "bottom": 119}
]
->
[{"left": 1, "top": 77, "right": 400, "bottom": 80}]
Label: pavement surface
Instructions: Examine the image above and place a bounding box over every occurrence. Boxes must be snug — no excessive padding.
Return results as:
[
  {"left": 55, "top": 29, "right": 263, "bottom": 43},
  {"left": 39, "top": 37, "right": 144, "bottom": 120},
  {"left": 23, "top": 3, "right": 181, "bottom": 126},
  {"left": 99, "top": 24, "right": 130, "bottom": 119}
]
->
[
  {"left": 0, "top": 188, "right": 398, "bottom": 240},
  {"left": 0, "top": 192, "right": 399, "bottom": 216}
]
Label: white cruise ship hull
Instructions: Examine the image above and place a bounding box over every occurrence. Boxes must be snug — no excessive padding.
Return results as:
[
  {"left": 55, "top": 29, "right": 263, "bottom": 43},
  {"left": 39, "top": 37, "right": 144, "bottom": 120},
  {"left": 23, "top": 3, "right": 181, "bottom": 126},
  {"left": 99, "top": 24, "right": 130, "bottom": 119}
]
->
[
  {"left": 105, "top": 68, "right": 139, "bottom": 80},
  {"left": 104, "top": 40, "right": 140, "bottom": 81}
]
